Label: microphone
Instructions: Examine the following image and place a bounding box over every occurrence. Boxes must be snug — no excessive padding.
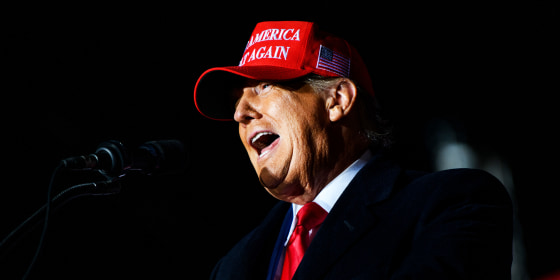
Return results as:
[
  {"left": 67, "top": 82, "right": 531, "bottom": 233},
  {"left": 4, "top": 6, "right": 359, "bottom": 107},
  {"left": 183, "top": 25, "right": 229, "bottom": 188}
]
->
[
  {"left": 132, "top": 140, "right": 187, "bottom": 175},
  {"left": 61, "top": 139, "right": 186, "bottom": 176}
]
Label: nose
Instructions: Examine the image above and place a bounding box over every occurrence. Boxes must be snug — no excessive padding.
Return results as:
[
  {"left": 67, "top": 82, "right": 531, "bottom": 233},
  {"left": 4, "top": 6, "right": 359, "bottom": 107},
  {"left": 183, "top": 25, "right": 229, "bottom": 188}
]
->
[{"left": 233, "top": 90, "right": 262, "bottom": 124}]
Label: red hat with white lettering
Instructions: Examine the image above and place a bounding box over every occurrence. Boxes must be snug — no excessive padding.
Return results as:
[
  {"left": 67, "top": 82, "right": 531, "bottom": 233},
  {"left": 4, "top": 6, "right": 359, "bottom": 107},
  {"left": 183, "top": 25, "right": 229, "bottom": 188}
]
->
[{"left": 194, "top": 21, "right": 374, "bottom": 121}]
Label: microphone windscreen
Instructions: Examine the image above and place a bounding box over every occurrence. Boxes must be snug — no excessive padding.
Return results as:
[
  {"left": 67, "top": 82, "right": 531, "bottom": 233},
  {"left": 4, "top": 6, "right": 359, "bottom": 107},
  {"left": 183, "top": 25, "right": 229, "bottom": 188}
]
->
[{"left": 133, "top": 139, "right": 187, "bottom": 175}]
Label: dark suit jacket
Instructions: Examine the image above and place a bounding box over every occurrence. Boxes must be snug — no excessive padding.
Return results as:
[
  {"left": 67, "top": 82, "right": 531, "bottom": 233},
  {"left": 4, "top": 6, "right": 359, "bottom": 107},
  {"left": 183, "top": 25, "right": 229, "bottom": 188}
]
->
[{"left": 210, "top": 152, "right": 513, "bottom": 279}]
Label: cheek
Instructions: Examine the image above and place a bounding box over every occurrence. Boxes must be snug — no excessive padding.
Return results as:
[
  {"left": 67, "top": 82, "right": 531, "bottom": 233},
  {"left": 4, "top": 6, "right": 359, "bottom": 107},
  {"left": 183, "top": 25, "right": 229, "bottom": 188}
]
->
[
  {"left": 279, "top": 93, "right": 327, "bottom": 130},
  {"left": 287, "top": 99, "right": 329, "bottom": 143},
  {"left": 282, "top": 98, "right": 329, "bottom": 167}
]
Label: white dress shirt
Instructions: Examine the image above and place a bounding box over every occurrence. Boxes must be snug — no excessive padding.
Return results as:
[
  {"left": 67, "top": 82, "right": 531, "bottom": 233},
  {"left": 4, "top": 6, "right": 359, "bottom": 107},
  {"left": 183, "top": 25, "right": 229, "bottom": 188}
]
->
[{"left": 285, "top": 150, "right": 372, "bottom": 245}]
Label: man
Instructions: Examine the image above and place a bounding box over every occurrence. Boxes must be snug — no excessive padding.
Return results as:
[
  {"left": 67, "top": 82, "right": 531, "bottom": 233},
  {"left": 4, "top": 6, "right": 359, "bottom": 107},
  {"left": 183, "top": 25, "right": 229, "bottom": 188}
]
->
[{"left": 194, "top": 21, "right": 513, "bottom": 279}]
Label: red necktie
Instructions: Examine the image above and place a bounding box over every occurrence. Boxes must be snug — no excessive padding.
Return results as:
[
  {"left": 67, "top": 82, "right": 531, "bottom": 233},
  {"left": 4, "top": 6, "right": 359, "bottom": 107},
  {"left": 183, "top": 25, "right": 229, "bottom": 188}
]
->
[{"left": 280, "top": 202, "right": 328, "bottom": 280}]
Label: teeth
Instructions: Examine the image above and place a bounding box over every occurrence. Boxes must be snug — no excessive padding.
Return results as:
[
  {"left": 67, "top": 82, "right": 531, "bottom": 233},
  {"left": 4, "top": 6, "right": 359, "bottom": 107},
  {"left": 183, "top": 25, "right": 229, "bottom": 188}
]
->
[{"left": 251, "top": 131, "right": 274, "bottom": 145}]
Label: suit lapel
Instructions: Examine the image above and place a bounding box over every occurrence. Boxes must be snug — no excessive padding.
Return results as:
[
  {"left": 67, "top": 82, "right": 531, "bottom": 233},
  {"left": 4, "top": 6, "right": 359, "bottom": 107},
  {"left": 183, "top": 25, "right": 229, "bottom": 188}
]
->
[
  {"left": 293, "top": 152, "right": 403, "bottom": 279},
  {"left": 248, "top": 202, "right": 291, "bottom": 277}
]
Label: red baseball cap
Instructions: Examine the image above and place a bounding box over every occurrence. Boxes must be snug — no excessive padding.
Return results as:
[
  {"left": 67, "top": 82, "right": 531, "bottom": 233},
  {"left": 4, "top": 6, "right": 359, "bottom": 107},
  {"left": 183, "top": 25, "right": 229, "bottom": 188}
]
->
[{"left": 194, "top": 21, "right": 374, "bottom": 121}]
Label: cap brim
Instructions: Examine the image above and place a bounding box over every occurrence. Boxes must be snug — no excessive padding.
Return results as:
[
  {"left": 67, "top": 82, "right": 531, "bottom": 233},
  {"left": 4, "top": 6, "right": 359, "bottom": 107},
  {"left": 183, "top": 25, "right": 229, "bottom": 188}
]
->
[{"left": 194, "top": 66, "right": 313, "bottom": 121}]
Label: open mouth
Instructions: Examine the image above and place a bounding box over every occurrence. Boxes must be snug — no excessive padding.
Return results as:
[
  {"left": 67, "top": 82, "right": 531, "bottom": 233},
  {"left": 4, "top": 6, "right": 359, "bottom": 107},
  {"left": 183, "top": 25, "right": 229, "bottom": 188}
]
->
[{"left": 250, "top": 131, "right": 280, "bottom": 157}]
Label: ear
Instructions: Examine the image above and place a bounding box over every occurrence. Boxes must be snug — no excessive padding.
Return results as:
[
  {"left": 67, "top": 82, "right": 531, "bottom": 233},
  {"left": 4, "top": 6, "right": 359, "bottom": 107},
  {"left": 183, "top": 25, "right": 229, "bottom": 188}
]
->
[{"left": 327, "top": 78, "right": 358, "bottom": 122}]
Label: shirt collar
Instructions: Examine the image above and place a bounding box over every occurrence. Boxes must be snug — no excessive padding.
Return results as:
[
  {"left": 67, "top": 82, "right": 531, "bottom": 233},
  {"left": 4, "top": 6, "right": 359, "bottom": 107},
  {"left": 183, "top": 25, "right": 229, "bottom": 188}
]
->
[{"left": 293, "top": 149, "right": 373, "bottom": 215}]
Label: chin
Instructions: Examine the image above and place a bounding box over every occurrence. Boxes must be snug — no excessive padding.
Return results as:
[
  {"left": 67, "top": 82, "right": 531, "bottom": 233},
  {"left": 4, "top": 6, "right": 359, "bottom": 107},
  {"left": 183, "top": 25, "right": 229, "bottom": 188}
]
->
[
  {"left": 258, "top": 167, "right": 281, "bottom": 190},
  {"left": 263, "top": 177, "right": 306, "bottom": 200}
]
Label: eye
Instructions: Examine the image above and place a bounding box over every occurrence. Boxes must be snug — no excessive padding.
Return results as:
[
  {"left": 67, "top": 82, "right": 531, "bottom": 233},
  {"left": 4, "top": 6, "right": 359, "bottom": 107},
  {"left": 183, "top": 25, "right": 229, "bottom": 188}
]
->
[{"left": 255, "top": 83, "right": 273, "bottom": 95}]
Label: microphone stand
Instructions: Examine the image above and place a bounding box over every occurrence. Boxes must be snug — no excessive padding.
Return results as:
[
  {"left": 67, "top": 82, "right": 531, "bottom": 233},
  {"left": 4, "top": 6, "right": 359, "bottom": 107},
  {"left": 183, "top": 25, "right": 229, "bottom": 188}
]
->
[
  {"left": 0, "top": 168, "right": 123, "bottom": 278},
  {"left": 1, "top": 138, "right": 186, "bottom": 278}
]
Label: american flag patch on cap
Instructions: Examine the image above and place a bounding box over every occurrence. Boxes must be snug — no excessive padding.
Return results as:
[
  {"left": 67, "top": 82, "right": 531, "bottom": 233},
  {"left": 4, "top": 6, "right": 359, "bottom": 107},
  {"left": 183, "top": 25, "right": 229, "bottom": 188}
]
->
[{"left": 316, "top": 45, "right": 350, "bottom": 77}]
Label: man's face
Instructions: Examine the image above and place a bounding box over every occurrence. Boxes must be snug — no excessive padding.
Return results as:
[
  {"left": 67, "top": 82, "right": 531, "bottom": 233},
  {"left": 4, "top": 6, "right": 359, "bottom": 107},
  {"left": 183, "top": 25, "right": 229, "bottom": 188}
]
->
[{"left": 233, "top": 81, "right": 332, "bottom": 204}]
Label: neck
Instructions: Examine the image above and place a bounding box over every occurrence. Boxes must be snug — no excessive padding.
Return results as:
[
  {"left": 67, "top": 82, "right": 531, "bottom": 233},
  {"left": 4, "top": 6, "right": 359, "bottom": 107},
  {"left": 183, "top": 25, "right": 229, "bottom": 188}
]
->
[
  {"left": 297, "top": 133, "right": 370, "bottom": 204},
  {"left": 325, "top": 138, "right": 369, "bottom": 187}
]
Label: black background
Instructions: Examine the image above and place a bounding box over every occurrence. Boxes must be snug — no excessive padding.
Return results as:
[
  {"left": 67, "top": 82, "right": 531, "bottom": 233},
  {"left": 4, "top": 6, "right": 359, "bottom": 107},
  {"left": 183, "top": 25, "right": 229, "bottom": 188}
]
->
[{"left": 2, "top": 3, "right": 556, "bottom": 279}]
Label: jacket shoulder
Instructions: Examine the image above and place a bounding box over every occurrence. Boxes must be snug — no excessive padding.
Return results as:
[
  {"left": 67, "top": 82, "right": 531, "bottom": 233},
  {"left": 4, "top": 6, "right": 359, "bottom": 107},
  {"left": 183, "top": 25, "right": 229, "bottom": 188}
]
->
[
  {"left": 367, "top": 168, "right": 513, "bottom": 279},
  {"left": 406, "top": 168, "right": 512, "bottom": 206}
]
